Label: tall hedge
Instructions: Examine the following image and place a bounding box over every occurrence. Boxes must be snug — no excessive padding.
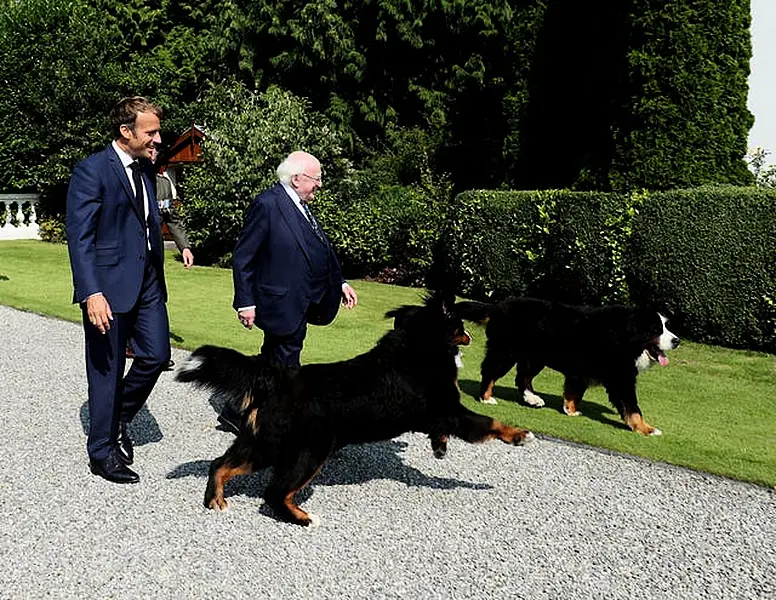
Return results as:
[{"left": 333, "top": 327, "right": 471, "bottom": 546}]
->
[
  {"left": 511, "top": 0, "right": 753, "bottom": 192},
  {"left": 626, "top": 186, "right": 776, "bottom": 352},
  {"left": 445, "top": 189, "right": 642, "bottom": 304}
]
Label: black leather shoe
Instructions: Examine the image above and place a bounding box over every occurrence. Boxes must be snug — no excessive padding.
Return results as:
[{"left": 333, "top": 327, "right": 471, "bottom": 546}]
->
[
  {"left": 89, "top": 451, "right": 139, "bottom": 484},
  {"left": 217, "top": 406, "right": 240, "bottom": 435},
  {"left": 165, "top": 359, "right": 175, "bottom": 371},
  {"left": 116, "top": 422, "right": 134, "bottom": 465}
]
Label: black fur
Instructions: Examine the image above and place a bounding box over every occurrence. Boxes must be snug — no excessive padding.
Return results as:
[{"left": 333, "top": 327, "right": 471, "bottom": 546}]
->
[
  {"left": 177, "top": 291, "right": 534, "bottom": 526},
  {"left": 456, "top": 297, "right": 679, "bottom": 435}
]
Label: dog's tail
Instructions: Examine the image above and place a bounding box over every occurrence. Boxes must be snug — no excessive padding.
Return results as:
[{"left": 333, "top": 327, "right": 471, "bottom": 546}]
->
[
  {"left": 454, "top": 300, "right": 493, "bottom": 324},
  {"left": 176, "top": 345, "right": 281, "bottom": 415}
]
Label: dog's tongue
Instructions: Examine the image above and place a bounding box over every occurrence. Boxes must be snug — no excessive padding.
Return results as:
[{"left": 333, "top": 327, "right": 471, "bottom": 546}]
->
[{"left": 658, "top": 354, "right": 669, "bottom": 366}]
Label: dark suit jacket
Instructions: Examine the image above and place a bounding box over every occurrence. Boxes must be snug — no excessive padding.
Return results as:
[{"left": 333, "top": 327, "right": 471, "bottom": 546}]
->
[
  {"left": 66, "top": 144, "right": 167, "bottom": 313},
  {"left": 232, "top": 183, "right": 343, "bottom": 336}
]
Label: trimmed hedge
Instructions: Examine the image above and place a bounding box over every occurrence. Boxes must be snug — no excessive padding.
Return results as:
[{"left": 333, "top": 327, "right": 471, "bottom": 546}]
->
[
  {"left": 316, "top": 184, "right": 444, "bottom": 284},
  {"left": 445, "top": 187, "right": 776, "bottom": 353},
  {"left": 626, "top": 186, "right": 776, "bottom": 352},
  {"left": 445, "top": 189, "right": 642, "bottom": 304}
]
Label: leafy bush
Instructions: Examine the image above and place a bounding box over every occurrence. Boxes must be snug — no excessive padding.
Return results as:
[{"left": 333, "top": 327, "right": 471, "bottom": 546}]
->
[
  {"left": 38, "top": 217, "right": 67, "bottom": 243},
  {"left": 445, "top": 190, "right": 642, "bottom": 303},
  {"left": 316, "top": 184, "right": 444, "bottom": 284}
]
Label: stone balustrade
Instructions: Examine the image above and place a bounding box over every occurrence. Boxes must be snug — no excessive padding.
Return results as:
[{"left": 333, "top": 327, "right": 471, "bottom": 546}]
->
[{"left": 0, "top": 193, "right": 40, "bottom": 240}]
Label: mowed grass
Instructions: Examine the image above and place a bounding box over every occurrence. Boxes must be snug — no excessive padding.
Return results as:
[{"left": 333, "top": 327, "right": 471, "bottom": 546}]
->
[{"left": 1, "top": 240, "right": 774, "bottom": 487}]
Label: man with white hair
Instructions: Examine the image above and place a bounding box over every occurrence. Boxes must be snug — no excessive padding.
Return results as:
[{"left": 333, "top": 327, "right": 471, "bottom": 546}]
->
[{"left": 222, "top": 150, "right": 358, "bottom": 433}]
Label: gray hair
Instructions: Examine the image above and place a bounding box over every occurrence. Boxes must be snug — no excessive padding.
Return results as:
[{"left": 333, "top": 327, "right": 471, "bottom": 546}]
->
[{"left": 277, "top": 152, "right": 311, "bottom": 184}]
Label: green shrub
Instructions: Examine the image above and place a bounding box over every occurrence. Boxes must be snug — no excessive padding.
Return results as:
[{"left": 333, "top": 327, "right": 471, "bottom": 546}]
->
[
  {"left": 445, "top": 190, "right": 642, "bottom": 303},
  {"left": 316, "top": 183, "right": 444, "bottom": 284},
  {"left": 38, "top": 217, "right": 67, "bottom": 243},
  {"left": 626, "top": 186, "right": 776, "bottom": 352}
]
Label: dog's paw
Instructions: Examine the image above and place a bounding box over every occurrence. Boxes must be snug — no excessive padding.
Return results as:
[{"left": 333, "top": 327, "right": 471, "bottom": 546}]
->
[
  {"left": 563, "top": 406, "right": 582, "bottom": 417},
  {"left": 523, "top": 391, "right": 545, "bottom": 407},
  {"left": 649, "top": 428, "right": 662, "bottom": 436},
  {"left": 478, "top": 396, "right": 498, "bottom": 405},
  {"left": 206, "top": 497, "right": 228, "bottom": 511},
  {"left": 305, "top": 513, "right": 321, "bottom": 528},
  {"left": 433, "top": 446, "right": 447, "bottom": 459},
  {"left": 517, "top": 431, "right": 536, "bottom": 445}
]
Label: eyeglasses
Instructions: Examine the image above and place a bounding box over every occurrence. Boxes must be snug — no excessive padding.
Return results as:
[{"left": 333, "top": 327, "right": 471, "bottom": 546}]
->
[{"left": 298, "top": 173, "right": 322, "bottom": 183}]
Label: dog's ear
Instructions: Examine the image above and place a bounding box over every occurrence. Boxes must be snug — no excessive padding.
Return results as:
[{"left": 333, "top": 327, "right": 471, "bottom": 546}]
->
[{"left": 424, "top": 287, "right": 456, "bottom": 315}]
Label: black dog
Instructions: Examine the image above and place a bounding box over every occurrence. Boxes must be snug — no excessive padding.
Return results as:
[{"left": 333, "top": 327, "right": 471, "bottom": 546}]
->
[
  {"left": 457, "top": 297, "right": 679, "bottom": 436},
  {"left": 177, "top": 291, "right": 534, "bottom": 527}
]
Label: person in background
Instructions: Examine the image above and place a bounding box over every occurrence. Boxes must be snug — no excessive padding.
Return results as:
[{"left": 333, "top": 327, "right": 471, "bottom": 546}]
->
[
  {"left": 221, "top": 150, "right": 357, "bottom": 433},
  {"left": 66, "top": 96, "right": 170, "bottom": 484}
]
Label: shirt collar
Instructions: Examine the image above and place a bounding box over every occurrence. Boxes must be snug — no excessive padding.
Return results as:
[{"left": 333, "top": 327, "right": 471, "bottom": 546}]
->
[
  {"left": 281, "top": 181, "right": 304, "bottom": 207},
  {"left": 111, "top": 140, "right": 135, "bottom": 169}
]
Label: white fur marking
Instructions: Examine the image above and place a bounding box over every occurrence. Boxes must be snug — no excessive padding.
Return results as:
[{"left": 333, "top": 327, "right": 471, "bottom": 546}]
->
[
  {"left": 523, "top": 390, "right": 545, "bottom": 407},
  {"left": 479, "top": 397, "right": 498, "bottom": 405},
  {"left": 454, "top": 350, "right": 464, "bottom": 368},
  {"left": 563, "top": 406, "right": 582, "bottom": 417},
  {"left": 307, "top": 513, "right": 321, "bottom": 528},
  {"left": 650, "top": 428, "right": 663, "bottom": 436},
  {"left": 524, "top": 431, "right": 536, "bottom": 443},
  {"left": 658, "top": 314, "right": 679, "bottom": 351},
  {"left": 179, "top": 355, "right": 204, "bottom": 373},
  {"left": 635, "top": 350, "right": 652, "bottom": 372}
]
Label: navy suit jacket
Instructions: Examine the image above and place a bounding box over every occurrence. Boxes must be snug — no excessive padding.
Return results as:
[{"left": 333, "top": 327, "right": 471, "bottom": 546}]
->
[
  {"left": 232, "top": 183, "right": 344, "bottom": 336},
  {"left": 66, "top": 144, "right": 167, "bottom": 313}
]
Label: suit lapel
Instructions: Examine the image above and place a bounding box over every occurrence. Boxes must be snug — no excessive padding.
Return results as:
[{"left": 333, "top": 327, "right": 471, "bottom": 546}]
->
[
  {"left": 275, "top": 185, "right": 312, "bottom": 266},
  {"left": 106, "top": 146, "right": 145, "bottom": 225}
]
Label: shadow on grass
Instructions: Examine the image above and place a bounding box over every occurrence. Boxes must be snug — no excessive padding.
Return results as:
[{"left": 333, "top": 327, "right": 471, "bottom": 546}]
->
[{"left": 458, "top": 378, "right": 628, "bottom": 431}]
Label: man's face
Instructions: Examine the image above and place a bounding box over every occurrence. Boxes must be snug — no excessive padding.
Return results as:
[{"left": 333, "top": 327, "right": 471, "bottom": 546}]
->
[
  {"left": 121, "top": 111, "right": 161, "bottom": 160},
  {"left": 292, "top": 161, "right": 323, "bottom": 203}
]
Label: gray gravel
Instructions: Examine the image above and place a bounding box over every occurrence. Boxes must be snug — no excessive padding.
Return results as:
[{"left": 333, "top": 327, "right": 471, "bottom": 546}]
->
[{"left": 0, "top": 304, "right": 774, "bottom": 600}]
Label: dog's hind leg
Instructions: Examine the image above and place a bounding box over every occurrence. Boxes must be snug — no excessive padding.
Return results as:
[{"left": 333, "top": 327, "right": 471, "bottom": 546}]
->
[
  {"left": 479, "top": 349, "right": 516, "bottom": 405},
  {"left": 264, "top": 445, "right": 329, "bottom": 527},
  {"left": 516, "top": 360, "right": 545, "bottom": 408},
  {"left": 204, "top": 441, "right": 260, "bottom": 511},
  {"left": 450, "top": 410, "right": 535, "bottom": 446},
  {"left": 562, "top": 375, "right": 588, "bottom": 416}
]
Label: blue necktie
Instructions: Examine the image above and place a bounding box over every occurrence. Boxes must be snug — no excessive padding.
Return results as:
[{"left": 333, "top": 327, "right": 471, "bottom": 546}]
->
[{"left": 301, "top": 201, "right": 323, "bottom": 242}]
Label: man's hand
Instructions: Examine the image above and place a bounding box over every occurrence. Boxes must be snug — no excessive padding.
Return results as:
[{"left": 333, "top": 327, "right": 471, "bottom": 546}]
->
[
  {"left": 238, "top": 308, "right": 256, "bottom": 329},
  {"left": 341, "top": 283, "right": 358, "bottom": 309},
  {"left": 181, "top": 248, "right": 194, "bottom": 269},
  {"left": 86, "top": 293, "right": 113, "bottom": 334}
]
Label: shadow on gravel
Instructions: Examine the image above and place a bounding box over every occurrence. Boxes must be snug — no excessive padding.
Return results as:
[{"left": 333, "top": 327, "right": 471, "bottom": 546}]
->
[
  {"left": 458, "top": 378, "right": 627, "bottom": 430},
  {"left": 166, "top": 439, "right": 493, "bottom": 515},
  {"left": 79, "top": 402, "right": 163, "bottom": 446}
]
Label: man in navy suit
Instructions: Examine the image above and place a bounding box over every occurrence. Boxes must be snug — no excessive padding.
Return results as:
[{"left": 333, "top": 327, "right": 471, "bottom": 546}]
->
[
  {"left": 67, "top": 97, "right": 171, "bottom": 483},
  {"left": 223, "top": 151, "right": 357, "bottom": 432}
]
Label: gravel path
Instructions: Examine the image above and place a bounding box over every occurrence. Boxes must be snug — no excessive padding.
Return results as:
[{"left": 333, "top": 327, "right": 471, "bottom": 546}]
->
[{"left": 0, "top": 304, "right": 773, "bottom": 599}]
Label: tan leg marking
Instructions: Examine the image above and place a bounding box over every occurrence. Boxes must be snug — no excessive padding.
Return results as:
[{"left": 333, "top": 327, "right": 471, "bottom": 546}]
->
[
  {"left": 207, "top": 463, "right": 253, "bottom": 511},
  {"left": 480, "top": 380, "right": 497, "bottom": 404},
  {"left": 625, "top": 413, "right": 658, "bottom": 436}
]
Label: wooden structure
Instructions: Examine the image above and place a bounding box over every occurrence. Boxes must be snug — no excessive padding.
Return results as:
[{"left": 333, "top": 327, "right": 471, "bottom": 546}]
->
[{"left": 159, "top": 123, "right": 206, "bottom": 168}]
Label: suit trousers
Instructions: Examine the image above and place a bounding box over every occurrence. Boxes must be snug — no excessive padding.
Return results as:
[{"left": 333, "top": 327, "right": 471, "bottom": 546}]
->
[{"left": 82, "top": 259, "right": 171, "bottom": 460}]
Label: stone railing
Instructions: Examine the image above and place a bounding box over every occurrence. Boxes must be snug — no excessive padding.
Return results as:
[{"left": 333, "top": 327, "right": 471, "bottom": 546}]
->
[{"left": 0, "top": 193, "right": 40, "bottom": 240}]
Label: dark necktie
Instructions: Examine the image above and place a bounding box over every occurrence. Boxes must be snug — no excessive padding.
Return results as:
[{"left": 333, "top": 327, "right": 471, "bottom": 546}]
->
[
  {"left": 129, "top": 161, "right": 144, "bottom": 216},
  {"left": 301, "top": 200, "right": 324, "bottom": 242}
]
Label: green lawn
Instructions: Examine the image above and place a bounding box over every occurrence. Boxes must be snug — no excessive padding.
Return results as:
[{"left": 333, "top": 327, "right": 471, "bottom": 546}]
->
[{"left": 1, "top": 239, "right": 774, "bottom": 488}]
